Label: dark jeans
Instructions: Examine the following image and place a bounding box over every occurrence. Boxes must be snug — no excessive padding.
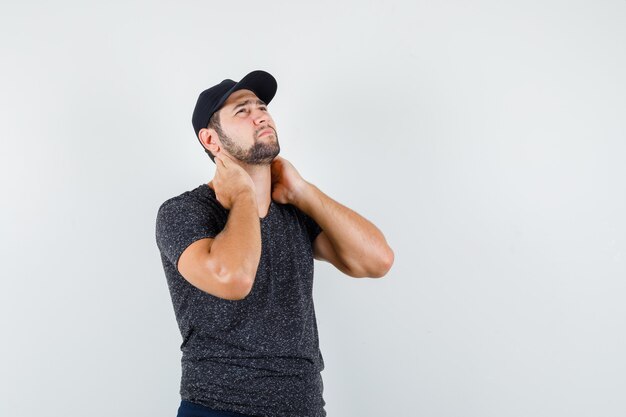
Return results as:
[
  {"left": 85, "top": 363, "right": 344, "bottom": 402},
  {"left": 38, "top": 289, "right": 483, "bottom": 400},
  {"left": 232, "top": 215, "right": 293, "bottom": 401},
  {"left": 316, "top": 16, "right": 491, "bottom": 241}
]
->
[{"left": 176, "top": 400, "right": 257, "bottom": 417}]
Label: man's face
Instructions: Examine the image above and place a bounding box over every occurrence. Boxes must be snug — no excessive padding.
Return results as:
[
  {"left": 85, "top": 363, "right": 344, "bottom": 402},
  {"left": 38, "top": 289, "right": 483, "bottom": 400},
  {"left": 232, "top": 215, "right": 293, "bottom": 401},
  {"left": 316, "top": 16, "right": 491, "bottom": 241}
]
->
[{"left": 213, "top": 89, "right": 280, "bottom": 165}]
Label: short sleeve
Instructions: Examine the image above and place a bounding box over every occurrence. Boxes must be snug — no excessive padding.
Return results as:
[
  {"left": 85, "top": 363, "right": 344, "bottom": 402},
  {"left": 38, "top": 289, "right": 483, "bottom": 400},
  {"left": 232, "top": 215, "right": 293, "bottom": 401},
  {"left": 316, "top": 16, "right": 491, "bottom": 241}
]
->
[
  {"left": 155, "top": 197, "right": 222, "bottom": 270},
  {"left": 299, "top": 209, "right": 323, "bottom": 245}
]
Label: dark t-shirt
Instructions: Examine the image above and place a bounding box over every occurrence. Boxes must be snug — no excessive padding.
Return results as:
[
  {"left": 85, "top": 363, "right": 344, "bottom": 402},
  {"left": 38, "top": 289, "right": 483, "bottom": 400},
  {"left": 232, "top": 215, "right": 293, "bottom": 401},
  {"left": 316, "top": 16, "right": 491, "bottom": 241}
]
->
[{"left": 155, "top": 183, "right": 326, "bottom": 417}]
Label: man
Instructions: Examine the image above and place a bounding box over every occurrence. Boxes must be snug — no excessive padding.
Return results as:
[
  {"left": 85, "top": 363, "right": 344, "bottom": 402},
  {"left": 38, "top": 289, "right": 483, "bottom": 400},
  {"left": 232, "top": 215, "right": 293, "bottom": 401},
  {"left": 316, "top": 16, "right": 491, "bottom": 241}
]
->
[{"left": 155, "top": 70, "right": 394, "bottom": 417}]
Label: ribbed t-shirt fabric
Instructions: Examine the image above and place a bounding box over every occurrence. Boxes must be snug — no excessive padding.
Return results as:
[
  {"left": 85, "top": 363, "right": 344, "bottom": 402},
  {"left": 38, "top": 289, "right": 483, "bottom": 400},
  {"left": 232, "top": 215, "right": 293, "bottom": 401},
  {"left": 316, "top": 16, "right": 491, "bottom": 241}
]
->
[{"left": 155, "top": 183, "right": 326, "bottom": 417}]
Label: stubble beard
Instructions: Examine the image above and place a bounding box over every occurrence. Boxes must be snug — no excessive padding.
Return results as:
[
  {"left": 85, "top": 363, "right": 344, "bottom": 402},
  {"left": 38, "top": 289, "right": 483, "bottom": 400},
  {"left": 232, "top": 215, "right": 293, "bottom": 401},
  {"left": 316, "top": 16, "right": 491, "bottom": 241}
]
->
[{"left": 218, "top": 127, "right": 280, "bottom": 166}]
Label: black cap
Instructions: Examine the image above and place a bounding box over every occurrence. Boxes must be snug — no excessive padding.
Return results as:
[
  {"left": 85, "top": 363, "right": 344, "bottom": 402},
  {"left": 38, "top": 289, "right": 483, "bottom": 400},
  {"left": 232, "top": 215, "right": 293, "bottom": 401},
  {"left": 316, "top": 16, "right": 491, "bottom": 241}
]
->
[{"left": 192, "top": 70, "right": 277, "bottom": 138}]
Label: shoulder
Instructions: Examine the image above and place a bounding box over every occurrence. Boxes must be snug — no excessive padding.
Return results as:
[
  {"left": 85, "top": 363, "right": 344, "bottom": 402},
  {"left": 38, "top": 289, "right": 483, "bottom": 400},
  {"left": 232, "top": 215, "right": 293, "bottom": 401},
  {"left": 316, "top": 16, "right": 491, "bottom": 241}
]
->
[
  {"left": 156, "top": 184, "right": 222, "bottom": 224},
  {"left": 157, "top": 184, "right": 215, "bottom": 212},
  {"left": 290, "top": 204, "right": 319, "bottom": 227}
]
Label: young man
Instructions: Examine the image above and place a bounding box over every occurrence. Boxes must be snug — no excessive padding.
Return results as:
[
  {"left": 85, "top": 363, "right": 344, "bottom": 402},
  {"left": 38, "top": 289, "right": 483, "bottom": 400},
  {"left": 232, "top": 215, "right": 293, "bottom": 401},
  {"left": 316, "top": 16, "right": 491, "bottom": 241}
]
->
[{"left": 155, "top": 70, "right": 394, "bottom": 417}]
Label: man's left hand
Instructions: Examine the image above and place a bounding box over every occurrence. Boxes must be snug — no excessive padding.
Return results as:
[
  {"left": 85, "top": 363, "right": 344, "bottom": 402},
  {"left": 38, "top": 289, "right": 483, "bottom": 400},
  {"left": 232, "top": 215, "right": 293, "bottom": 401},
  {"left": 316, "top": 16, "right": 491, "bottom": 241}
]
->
[{"left": 270, "top": 156, "right": 310, "bottom": 205}]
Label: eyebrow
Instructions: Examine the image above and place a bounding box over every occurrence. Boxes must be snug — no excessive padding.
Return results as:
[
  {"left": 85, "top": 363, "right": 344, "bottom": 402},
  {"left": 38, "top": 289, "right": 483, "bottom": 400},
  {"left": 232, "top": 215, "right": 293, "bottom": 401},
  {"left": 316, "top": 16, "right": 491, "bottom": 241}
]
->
[{"left": 232, "top": 99, "right": 267, "bottom": 112}]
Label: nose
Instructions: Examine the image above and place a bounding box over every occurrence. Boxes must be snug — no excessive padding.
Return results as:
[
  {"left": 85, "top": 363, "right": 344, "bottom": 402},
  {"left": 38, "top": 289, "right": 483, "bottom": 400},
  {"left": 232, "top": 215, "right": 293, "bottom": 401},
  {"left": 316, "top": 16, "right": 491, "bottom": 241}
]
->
[{"left": 252, "top": 107, "right": 268, "bottom": 125}]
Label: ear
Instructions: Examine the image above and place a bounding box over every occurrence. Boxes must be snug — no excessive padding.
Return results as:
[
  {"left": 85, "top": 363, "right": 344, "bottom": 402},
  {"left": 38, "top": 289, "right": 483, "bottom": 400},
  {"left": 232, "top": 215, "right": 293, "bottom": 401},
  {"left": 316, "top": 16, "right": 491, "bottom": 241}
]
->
[{"left": 199, "top": 128, "right": 221, "bottom": 155}]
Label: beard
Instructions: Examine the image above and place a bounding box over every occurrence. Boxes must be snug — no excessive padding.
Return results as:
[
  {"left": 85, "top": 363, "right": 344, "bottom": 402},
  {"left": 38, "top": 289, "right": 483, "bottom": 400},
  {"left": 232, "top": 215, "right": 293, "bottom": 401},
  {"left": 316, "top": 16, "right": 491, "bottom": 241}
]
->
[{"left": 218, "top": 126, "right": 280, "bottom": 165}]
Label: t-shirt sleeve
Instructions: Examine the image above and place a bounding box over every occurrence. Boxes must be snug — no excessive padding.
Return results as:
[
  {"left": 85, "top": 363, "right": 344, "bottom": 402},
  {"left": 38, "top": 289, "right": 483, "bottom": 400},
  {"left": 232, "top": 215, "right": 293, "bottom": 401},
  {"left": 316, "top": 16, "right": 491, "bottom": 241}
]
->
[
  {"left": 300, "top": 210, "right": 323, "bottom": 245},
  {"left": 155, "top": 197, "right": 221, "bottom": 270}
]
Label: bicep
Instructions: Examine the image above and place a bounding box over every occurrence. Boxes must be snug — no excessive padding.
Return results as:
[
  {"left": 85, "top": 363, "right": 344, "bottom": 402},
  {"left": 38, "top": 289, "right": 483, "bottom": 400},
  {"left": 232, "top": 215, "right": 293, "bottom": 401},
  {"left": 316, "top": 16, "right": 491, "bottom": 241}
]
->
[
  {"left": 178, "top": 237, "right": 250, "bottom": 300},
  {"left": 313, "top": 231, "right": 362, "bottom": 277}
]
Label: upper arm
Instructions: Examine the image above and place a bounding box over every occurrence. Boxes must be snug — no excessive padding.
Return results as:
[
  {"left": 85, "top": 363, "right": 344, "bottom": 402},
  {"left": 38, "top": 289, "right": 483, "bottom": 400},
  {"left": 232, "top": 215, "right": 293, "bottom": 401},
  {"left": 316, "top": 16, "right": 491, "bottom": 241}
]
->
[
  {"left": 157, "top": 197, "right": 250, "bottom": 300},
  {"left": 177, "top": 237, "right": 252, "bottom": 300},
  {"left": 313, "top": 231, "right": 365, "bottom": 278}
]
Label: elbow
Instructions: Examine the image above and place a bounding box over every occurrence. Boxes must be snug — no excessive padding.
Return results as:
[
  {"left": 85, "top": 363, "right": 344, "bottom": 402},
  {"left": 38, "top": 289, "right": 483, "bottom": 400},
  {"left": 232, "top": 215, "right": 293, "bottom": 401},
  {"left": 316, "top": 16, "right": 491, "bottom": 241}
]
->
[
  {"left": 222, "top": 273, "right": 255, "bottom": 300},
  {"left": 347, "top": 246, "right": 395, "bottom": 279},
  {"left": 210, "top": 262, "right": 256, "bottom": 300},
  {"left": 370, "top": 247, "right": 394, "bottom": 278}
]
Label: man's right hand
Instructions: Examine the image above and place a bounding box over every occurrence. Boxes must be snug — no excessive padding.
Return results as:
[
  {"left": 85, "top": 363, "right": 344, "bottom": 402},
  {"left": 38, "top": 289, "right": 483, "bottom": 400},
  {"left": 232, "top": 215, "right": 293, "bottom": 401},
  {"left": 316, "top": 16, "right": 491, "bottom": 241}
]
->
[
  {"left": 210, "top": 153, "right": 256, "bottom": 210},
  {"left": 181, "top": 152, "right": 262, "bottom": 300}
]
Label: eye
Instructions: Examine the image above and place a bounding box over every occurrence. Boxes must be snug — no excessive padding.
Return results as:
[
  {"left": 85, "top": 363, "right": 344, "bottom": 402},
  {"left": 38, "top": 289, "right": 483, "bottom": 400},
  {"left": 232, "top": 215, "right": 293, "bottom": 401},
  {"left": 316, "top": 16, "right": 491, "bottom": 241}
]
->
[{"left": 236, "top": 108, "right": 247, "bottom": 114}]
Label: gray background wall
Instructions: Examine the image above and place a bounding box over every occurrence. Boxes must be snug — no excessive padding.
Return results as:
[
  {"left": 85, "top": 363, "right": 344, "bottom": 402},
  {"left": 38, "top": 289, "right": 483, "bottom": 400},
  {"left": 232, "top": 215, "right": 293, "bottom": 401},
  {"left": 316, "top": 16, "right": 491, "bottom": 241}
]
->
[{"left": 1, "top": 1, "right": 625, "bottom": 416}]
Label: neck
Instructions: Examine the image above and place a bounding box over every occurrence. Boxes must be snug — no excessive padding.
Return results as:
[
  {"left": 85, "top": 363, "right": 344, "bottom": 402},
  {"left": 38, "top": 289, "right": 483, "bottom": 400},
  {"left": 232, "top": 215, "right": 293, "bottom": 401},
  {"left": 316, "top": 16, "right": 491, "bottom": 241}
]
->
[{"left": 242, "top": 163, "right": 272, "bottom": 218}]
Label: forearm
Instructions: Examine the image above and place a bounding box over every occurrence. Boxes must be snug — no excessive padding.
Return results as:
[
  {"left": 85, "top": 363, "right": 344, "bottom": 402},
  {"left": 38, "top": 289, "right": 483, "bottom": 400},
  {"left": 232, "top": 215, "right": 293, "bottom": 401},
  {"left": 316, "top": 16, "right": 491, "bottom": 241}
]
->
[
  {"left": 294, "top": 183, "right": 394, "bottom": 276},
  {"left": 210, "top": 191, "right": 262, "bottom": 283}
]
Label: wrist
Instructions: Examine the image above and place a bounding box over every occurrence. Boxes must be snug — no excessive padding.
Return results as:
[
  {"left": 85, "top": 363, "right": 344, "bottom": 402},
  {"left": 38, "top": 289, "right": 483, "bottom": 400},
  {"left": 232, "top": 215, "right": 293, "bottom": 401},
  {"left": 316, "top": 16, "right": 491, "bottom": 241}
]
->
[
  {"left": 232, "top": 188, "right": 257, "bottom": 207},
  {"left": 290, "top": 181, "right": 315, "bottom": 208}
]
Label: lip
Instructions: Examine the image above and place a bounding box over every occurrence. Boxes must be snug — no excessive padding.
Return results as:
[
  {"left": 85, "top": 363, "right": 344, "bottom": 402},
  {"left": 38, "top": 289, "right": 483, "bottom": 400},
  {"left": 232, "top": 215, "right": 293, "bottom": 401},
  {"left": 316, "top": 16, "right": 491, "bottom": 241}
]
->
[{"left": 258, "top": 128, "right": 274, "bottom": 137}]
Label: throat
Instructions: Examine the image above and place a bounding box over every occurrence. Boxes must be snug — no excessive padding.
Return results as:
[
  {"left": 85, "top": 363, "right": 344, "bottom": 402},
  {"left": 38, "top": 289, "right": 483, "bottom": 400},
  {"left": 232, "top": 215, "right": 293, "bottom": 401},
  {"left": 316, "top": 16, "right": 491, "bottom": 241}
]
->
[{"left": 259, "top": 201, "right": 271, "bottom": 219}]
